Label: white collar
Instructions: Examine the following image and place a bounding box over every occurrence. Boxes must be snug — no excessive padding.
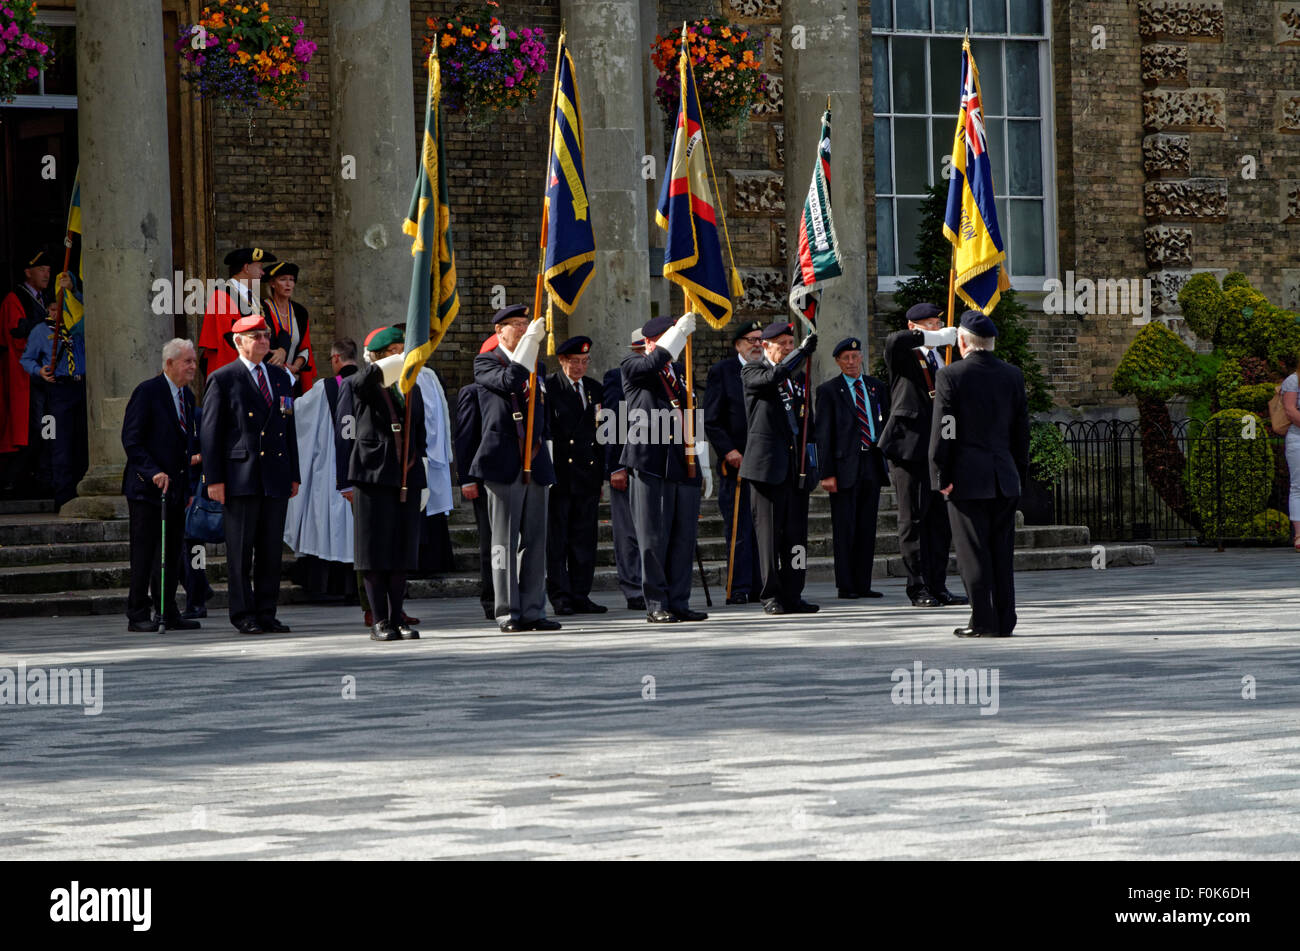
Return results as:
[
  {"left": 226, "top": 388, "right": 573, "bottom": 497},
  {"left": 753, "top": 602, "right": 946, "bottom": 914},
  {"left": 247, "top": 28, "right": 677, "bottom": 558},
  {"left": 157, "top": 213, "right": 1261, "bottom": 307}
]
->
[{"left": 238, "top": 354, "right": 264, "bottom": 375}]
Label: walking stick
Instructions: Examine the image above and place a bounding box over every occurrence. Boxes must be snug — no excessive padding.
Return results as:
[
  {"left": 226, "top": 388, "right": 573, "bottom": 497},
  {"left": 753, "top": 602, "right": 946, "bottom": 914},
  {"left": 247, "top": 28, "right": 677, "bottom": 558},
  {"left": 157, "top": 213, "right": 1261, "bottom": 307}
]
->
[
  {"left": 723, "top": 461, "right": 742, "bottom": 600},
  {"left": 159, "top": 488, "right": 167, "bottom": 624},
  {"left": 695, "top": 543, "right": 712, "bottom": 607}
]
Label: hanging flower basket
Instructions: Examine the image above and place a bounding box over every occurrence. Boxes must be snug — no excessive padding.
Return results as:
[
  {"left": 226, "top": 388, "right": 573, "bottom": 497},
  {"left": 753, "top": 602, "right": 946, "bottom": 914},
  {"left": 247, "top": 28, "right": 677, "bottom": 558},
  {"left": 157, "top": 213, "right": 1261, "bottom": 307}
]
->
[
  {"left": 0, "top": 2, "right": 54, "bottom": 103},
  {"left": 652, "top": 18, "right": 767, "bottom": 132},
  {"left": 176, "top": 1, "right": 317, "bottom": 112},
  {"left": 422, "top": 1, "right": 547, "bottom": 126}
]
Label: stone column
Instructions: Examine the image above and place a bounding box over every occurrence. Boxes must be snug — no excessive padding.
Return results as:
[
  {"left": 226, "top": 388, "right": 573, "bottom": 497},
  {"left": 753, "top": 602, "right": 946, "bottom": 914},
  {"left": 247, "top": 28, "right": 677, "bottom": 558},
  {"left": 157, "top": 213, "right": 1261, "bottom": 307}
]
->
[
  {"left": 328, "top": 0, "right": 416, "bottom": 343},
  {"left": 782, "top": 0, "right": 870, "bottom": 356},
  {"left": 65, "top": 0, "right": 175, "bottom": 518},
  {"left": 559, "top": 0, "right": 652, "bottom": 376}
]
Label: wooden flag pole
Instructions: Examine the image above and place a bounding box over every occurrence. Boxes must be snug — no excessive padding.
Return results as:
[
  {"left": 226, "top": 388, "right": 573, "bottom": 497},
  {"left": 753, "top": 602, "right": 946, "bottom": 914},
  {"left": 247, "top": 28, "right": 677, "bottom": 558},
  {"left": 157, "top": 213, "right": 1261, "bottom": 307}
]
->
[
  {"left": 723, "top": 461, "right": 741, "bottom": 601},
  {"left": 798, "top": 305, "right": 813, "bottom": 479},
  {"left": 683, "top": 289, "right": 697, "bottom": 479},
  {"left": 46, "top": 231, "right": 75, "bottom": 376},
  {"left": 945, "top": 249, "right": 957, "bottom": 365}
]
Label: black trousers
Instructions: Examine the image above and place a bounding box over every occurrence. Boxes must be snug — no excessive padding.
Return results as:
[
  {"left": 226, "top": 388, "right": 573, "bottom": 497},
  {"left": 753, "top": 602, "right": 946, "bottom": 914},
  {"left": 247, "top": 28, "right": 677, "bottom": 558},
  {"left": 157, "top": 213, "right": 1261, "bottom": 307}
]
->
[
  {"left": 829, "top": 453, "right": 883, "bottom": 594},
  {"left": 183, "top": 536, "right": 215, "bottom": 610},
  {"left": 948, "top": 495, "right": 1019, "bottom": 634},
  {"left": 46, "top": 379, "right": 88, "bottom": 507},
  {"left": 629, "top": 470, "right": 700, "bottom": 615},
  {"left": 127, "top": 497, "right": 185, "bottom": 623},
  {"left": 890, "top": 458, "right": 952, "bottom": 597},
  {"left": 547, "top": 486, "right": 599, "bottom": 608},
  {"left": 223, "top": 494, "right": 289, "bottom": 627},
  {"left": 750, "top": 478, "right": 811, "bottom": 609},
  {"left": 472, "top": 492, "right": 494, "bottom": 611},
  {"left": 717, "top": 467, "right": 761, "bottom": 599}
]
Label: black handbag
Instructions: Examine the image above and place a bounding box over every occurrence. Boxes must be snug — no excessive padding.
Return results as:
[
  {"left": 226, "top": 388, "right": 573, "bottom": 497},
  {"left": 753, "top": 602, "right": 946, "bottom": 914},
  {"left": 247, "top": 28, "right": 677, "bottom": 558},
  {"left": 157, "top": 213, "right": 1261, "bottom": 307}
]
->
[{"left": 184, "top": 476, "right": 225, "bottom": 542}]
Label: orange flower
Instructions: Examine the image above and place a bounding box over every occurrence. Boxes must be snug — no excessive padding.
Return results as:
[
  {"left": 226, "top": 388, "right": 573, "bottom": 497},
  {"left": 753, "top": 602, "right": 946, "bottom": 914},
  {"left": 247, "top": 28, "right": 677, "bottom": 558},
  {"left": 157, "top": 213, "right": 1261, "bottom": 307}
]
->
[{"left": 441, "top": 33, "right": 455, "bottom": 48}]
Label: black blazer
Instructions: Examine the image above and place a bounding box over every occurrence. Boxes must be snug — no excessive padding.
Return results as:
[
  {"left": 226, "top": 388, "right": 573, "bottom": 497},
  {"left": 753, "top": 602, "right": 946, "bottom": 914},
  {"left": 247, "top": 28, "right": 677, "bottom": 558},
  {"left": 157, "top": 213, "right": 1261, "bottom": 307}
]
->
[
  {"left": 739, "top": 350, "right": 815, "bottom": 487},
  {"left": 619, "top": 347, "right": 701, "bottom": 486},
  {"left": 200, "top": 358, "right": 300, "bottom": 497},
  {"left": 454, "top": 382, "right": 484, "bottom": 488},
  {"left": 334, "top": 361, "right": 427, "bottom": 491},
  {"left": 547, "top": 370, "right": 604, "bottom": 496},
  {"left": 703, "top": 355, "right": 749, "bottom": 472},
  {"left": 601, "top": 366, "right": 627, "bottom": 476},
  {"left": 878, "top": 329, "right": 953, "bottom": 465},
  {"left": 929, "top": 350, "right": 1030, "bottom": 500},
  {"left": 121, "top": 373, "right": 198, "bottom": 504},
  {"left": 470, "top": 348, "right": 555, "bottom": 486},
  {"left": 814, "top": 373, "right": 890, "bottom": 489}
]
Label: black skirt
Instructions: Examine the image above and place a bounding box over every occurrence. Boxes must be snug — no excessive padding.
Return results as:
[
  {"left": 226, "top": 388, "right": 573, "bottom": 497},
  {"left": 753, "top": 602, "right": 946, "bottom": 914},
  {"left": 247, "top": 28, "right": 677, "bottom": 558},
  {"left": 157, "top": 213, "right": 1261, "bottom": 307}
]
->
[{"left": 353, "top": 483, "right": 421, "bottom": 571}]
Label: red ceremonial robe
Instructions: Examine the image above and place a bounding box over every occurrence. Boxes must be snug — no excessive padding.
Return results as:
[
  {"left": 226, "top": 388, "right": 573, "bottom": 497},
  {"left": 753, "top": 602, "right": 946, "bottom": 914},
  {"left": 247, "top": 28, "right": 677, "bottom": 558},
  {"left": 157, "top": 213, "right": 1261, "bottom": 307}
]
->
[{"left": 0, "top": 290, "right": 34, "bottom": 453}]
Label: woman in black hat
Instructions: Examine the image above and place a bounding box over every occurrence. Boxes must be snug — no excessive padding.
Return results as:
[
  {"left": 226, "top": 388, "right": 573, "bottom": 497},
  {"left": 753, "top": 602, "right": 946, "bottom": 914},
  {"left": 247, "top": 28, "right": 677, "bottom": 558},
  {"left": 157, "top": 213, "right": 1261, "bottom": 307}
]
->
[{"left": 262, "top": 261, "right": 314, "bottom": 396}]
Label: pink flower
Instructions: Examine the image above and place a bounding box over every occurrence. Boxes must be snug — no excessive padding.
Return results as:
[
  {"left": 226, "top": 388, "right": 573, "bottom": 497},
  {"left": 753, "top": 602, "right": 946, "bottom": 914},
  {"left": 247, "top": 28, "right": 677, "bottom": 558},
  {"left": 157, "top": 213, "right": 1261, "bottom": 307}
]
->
[
  {"left": 521, "top": 28, "right": 531, "bottom": 39},
  {"left": 35, "top": 41, "right": 47, "bottom": 55},
  {"left": 26, "top": 65, "right": 37, "bottom": 78},
  {"left": 0, "top": 40, "right": 6, "bottom": 54},
  {"left": 4, "top": 23, "right": 17, "bottom": 40},
  {"left": 508, "top": 31, "right": 517, "bottom": 39},
  {"left": 1, "top": 8, "right": 11, "bottom": 17},
  {"left": 293, "top": 18, "right": 305, "bottom": 35},
  {"left": 701, "top": 25, "right": 712, "bottom": 35},
  {"left": 19, "top": 31, "right": 34, "bottom": 48},
  {"left": 227, "top": 40, "right": 238, "bottom": 52},
  {"left": 302, "top": 70, "right": 310, "bottom": 81},
  {"left": 293, "top": 38, "right": 315, "bottom": 62},
  {"left": 504, "top": 75, "right": 514, "bottom": 88}
]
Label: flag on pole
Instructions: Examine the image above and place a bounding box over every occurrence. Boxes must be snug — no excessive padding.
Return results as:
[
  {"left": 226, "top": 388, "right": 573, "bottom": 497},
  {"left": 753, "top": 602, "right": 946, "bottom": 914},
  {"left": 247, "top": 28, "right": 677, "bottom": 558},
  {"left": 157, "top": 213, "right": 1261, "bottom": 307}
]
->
[
  {"left": 542, "top": 37, "right": 596, "bottom": 314},
  {"left": 788, "top": 109, "right": 841, "bottom": 329},
  {"left": 655, "top": 30, "right": 737, "bottom": 329},
  {"left": 60, "top": 170, "right": 83, "bottom": 329},
  {"left": 401, "top": 53, "right": 460, "bottom": 395},
  {"left": 943, "top": 38, "right": 1011, "bottom": 315}
]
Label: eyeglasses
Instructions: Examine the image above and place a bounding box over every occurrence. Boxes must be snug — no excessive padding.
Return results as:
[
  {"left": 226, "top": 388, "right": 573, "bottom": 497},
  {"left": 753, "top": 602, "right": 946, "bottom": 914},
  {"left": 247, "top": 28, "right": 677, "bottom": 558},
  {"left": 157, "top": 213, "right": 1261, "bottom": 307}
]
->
[
  {"left": 241, "top": 331, "right": 271, "bottom": 339},
  {"left": 742, "top": 335, "right": 761, "bottom": 344}
]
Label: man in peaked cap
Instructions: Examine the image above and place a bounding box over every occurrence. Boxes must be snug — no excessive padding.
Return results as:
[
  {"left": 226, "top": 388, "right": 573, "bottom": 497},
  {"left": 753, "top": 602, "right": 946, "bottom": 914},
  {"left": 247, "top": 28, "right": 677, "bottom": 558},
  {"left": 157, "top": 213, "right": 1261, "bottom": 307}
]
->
[
  {"left": 602, "top": 328, "right": 645, "bottom": 611},
  {"left": 741, "top": 320, "right": 819, "bottom": 615},
  {"left": 0, "top": 248, "right": 54, "bottom": 492},
  {"left": 703, "top": 318, "right": 765, "bottom": 604},
  {"left": 930, "top": 310, "right": 1030, "bottom": 638},
  {"left": 878, "top": 302, "right": 967, "bottom": 609},
  {"left": 546, "top": 335, "right": 607, "bottom": 616},
  {"left": 815, "top": 337, "right": 890, "bottom": 600},
  {"left": 199, "top": 247, "right": 277, "bottom": 375}
]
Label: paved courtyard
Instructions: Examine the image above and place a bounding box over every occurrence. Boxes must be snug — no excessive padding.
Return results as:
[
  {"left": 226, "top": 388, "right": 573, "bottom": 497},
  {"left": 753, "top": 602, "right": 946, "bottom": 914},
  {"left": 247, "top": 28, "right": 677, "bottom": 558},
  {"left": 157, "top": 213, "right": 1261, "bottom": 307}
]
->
[{"left": 1, "top": 547, "right": 1298, "bottom": 860}]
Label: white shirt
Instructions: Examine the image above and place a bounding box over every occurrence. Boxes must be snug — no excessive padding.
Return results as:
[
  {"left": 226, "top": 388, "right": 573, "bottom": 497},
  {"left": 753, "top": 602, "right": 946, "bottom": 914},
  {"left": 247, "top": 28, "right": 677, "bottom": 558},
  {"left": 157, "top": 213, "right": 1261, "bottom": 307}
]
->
[{"left": 163, "top": 372, "right": 186, "bottom": 424}]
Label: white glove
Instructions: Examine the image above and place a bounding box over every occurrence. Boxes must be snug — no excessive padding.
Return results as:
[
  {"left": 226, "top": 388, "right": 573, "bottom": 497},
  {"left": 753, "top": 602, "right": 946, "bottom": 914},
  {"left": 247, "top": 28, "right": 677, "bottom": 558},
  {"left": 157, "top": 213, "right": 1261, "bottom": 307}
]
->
[
  {"left": 511, "top": 317, "right": 546, "bottom": 368},
  {"left": 376, "top": 352, "right": 404, "bottom": 387},
  {"left": 656, "top": 312, "right": 697, "bottom": 360},
  {"left": 699, "top": 442, "right": 714, "bottom": 499},
  {"left": 922, "top": 326, "right": 959, "bottom": 348},
  {"left": 675, "top": 312, "right": 698, "bottom": 336}
]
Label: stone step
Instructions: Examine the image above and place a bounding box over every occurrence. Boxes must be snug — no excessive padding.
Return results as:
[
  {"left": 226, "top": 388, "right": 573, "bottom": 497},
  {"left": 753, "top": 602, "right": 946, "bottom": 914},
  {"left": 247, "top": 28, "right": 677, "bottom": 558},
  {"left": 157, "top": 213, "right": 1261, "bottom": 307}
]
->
[
  {"left": 0, "top": 498, "right": 57, "bottom": 516},
  {"left": 0, "top": 551, "right": 274, "bottom": 595},
  {"left": 0, "top": 582, "right": 308, "bottom": 620},
  {"left": 0, "top": 516, "right": 132, "bottom": 547}
]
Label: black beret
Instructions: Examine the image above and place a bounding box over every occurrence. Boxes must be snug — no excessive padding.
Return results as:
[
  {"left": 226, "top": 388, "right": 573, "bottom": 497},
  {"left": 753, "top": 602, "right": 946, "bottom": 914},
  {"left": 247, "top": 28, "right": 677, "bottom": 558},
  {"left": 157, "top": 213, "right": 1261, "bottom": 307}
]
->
[
  {"left": 832, "top": 337, "right": 861, "bottom": 357},
  {"left": 557, "top": 335, "right": 592, "bottom": 356},
  {"left": 23, "top": 248, "right": 51, "bottom": 269},
  {"left": 223, "top": 247, "right": 278, "bottom": 270},
  {"left": 492, "top": 304, "right": 529, "bottom": 324},
  {"left": 641, "top": 315, "right": 674, "bottom": 338},
  {"left": 760, "top": 320, "right": 795, "bottom": 341},
  {"left": 905, "top": 303, "right": 943, "bottom": 323},
  {"left": 731, "top": 319, "right": 763, "bottom": 343},
  {"left": 265, "top": 260, "right": 299, "bottom": 280},
  {"left": 960, "top": 309, "right": 998, "bottom": 337}
]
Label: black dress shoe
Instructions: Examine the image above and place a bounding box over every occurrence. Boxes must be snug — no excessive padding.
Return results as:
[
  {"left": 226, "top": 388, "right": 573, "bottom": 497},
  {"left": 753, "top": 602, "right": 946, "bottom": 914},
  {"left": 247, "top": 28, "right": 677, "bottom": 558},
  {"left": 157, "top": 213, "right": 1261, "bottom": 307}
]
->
[
  {"left": 261, "top": 619, "right": 291, "bottom": 633},
  {"left": 763, "top": 602, "right": 785, "bottom": 615},
  {"left": 181, "top": 606, "right": 207, "bottom": 620},
  {"left": 126, "top": 620, "right": 160, "bottom": 633},
  {"left": 672, "top": 609, "right": 708, "bottom": 621},
  {"left": 790, "top": 601, "right": 820, "bottom": 614},
  {"left": 530, "top": 618, "right": 563, "bottom": 632},
  {"left": 726, "top": 595, "right": 749, "bottom": 605},
  {"left": 911, "top": 593, "right": 941, "bottom": 608},
  {"left": 498, "top": 619, "right": 524, "bottom": 633},
  {"left": 483, "top": 605, "right": 496, "bottom": 620},
  {"left": 371, "top": 621, "right": 400, "bottom": 641},
  {"left": 163, "top": 617, "right": 201, "bottom": 631},
  {"left": 953, "top": 626, "right": 1004, "bottom": 638},
  {"left": 627, "top": 596, "right": 646, "bottom": 611},
  {"left": 575, "top": 598, "right": 608, "bottom": 614},
  {"left": 857, "top": 589, "right": 885, "bottom": 599},
  {"left": 554, "top": 602, "right": 576, "bottom": 616},
  {"left": 396, "top": 623, "right": 420, "bottom": 639},
  {"left": 837, "top": 590, "right": 860, "bottom": 600},
  {"left": 646, "top": 609, "right": 679, "bottom": 623},
  {"left": 236, "top": 619, "right": 265, "bottom": 635},
  {"left": 935, "top": 590, "right": 969, "bottom": 606}
]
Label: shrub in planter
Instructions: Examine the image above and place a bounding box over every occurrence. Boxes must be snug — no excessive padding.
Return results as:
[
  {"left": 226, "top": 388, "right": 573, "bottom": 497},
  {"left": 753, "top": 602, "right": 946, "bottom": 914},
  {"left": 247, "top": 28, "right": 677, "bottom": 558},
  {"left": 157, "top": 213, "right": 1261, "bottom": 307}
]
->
[{"left": 1185, "top": 408, "right": 1273, "bottom": 539}]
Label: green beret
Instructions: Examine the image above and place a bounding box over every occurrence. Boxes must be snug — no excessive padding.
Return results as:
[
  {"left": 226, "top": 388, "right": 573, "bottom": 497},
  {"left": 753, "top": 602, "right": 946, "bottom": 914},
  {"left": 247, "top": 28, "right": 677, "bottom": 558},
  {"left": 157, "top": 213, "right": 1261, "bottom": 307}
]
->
[{"left": 366, "top": 326, "right": 405, "bottom": 352}]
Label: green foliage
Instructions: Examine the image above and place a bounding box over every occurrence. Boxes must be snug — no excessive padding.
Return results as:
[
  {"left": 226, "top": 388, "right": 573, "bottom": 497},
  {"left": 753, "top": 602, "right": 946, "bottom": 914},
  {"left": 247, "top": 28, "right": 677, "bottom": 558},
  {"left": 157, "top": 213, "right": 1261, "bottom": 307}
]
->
[
  {"left": 1222, "top": 271, "right": 1251, "bottom": 292},
  {"left": 1185, "top": 408, "right": 1274, "bottom": 539},
  {"left": 1028, "top": 422, "right": 1073, "bottom": 485},
  {"left": 1112, "top": 322, "right": 1203, "bottom": 400},
  {"left": 1240, "top": 508, "right": 1291, "bottom": 544},
  {"left": 1178, "top": 273, "right": 1226, "bottom": 342},
  {"left": 1216, "top": 286, "right": 1273, "bottom": 358},
  {"left": 1223, "top": 382, "right": 1275, "bottom": 416},
  {"left": 892, "top": 182, "right": 1052, "bottom": 412}
]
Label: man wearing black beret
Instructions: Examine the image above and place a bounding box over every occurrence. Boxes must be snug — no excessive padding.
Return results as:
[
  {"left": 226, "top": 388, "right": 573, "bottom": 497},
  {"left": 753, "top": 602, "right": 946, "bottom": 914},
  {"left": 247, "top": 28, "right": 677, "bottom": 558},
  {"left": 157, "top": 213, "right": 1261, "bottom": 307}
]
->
[
  {"left": 815, "top": 336, "right": 890, "bottom": 599},
  {"left": 741, "top": 320, "right": 819, "bottom": 615},
  {"left": 703, "top": 319, "right": 764, "bottom": 604},
  {"left": 878, "top": 302, "right": 968, "bottom": 609},
  {"left": 930, "top": 310, "right": 1030, "bottom": 637},
  {"left": 546, "top": 335, "right": 607, "bottom": 616}
]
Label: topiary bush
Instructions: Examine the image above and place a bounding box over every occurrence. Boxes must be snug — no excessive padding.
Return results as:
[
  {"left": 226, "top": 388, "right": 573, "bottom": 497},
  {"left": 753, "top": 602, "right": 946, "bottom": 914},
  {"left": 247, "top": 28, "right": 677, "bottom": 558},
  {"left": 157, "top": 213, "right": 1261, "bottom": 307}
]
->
[
  {"left": 1222, "top": 382, "right": 1275, "bottom": 416},
  {"left": 1239, "top": 508, "right": 1291, "bottom": 545},
  {"left": 1112, "top": 321, "right": 1203, "bottom": 401},
  {"left": 1185, "top": 408, "right": 1274, "bottom": 539},
  {"left": 1179, "top": 272, "right": 1227, "bottom": 342}
]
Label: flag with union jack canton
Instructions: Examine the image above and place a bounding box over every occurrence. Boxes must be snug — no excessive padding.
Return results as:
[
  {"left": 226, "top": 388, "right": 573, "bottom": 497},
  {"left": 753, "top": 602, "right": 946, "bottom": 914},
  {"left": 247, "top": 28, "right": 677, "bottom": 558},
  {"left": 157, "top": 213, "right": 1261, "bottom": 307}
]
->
[{"left": 542, "top": 36, "right": 596, "bottom": 314}]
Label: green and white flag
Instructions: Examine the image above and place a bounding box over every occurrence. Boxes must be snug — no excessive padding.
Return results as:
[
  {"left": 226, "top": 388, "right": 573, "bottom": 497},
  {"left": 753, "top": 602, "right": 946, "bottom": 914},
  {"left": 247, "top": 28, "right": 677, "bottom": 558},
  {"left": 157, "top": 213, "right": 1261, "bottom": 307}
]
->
[{"left": 788, "top": 109, "right": 842, "bottom": 329}]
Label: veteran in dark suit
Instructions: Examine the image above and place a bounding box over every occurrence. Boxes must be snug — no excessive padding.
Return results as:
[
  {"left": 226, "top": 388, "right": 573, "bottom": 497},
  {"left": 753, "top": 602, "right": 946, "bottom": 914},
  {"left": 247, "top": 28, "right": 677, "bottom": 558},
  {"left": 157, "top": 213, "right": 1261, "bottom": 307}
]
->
[
  {"left": 471, "top": 304, "right": 561, "bottom": 634},
  {"left": 455, "top": 379, "right": 494, "bottom": 621},
  {"left": 878, "top": 302, "right": 967, "bottom": 609},
  {"left": 815, "top": 336, "right": 890, "bottom": 600},
  {"left": 546, "top": 335, "right": 607, "bottom": 616},
  {"left": 200, "top": 314, "right": 300, "bottom": 635},
  {"left": 931, "top": 311, "right": 1030, "bottom": 638},
  {"left": 703, "top": 319, "right": 764, "bottom": 604},
  {"left": 602, "top": 330, "right": 645, "bottom": 611},
  {"left": 121, "top": 339, "right": 203, "bottom": 633},
  {"left": 621, "top": 313, "right": 705, "bottom": 623},
  {"left": 741, "top": 321, "right": 819, "bottom": 616}
]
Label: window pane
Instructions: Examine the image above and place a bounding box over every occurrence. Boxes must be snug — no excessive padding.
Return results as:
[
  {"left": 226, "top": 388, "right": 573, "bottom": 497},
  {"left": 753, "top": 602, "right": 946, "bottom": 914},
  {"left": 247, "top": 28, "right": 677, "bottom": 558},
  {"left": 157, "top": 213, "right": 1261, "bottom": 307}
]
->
[
  {"left": 873, "top": 37, "right": 890, "bottom": 114},
  {"left": 1009, "top": 0, "right": 1044, "bottom": 35},
  {"left": 1006, "top": 41, "right": 1040, "bottom": 116},
  {"left": 872, "top": 0, "right": 894, "bottom": 30},
  {"left": 42, "top": 25, "right": 77, "bottom": 96},
  {"left": 984, "top": 116, "right": 1006, "bottom": 189},
  {"left": 932, "top": 116, "right": 958, "bottom": 188},
  {"left": 934, "top": 0, "right": 968, "bottom": 32},
  {"left": 875, "top": 120, "right": 893, "bottom": 194},
  {"left": 896, "top": 197, "right": 924, "bottom": 275},
  {"left": 929, "top": 36, "right": 963, "bottom": 111},
  {"left": 970, "top": 40, "right": 1002, "bottom": 115},
  {"left": 877, "top": 199, "right": 897, "bottom": 276},
  {"left": 1007, "top": 120, "right": 1042, "bottom": 195},
  {"left": 994, "top": 197, "right": 1008, "bottom": 241},
  {"left": 896, "top": 0, "right": 930, "bottom": 31},
  {"left": 894, "top": 118, "right": 930, "bottom": 194},
  {"left": 891, "top": 36, "right": 927, "bottom": 113},
  {"left": 972, "top": 0, "right": 1007, "bottom": 32},
  {"left": 1010, "top": 199, "right": 1045, "bottom": 276}
]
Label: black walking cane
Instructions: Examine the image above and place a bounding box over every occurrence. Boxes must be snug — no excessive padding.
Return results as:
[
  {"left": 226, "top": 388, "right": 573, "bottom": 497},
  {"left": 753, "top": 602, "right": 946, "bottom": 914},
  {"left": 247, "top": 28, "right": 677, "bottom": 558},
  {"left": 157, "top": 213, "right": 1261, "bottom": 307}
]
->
[
  {"left": 695, "top": 544, "right": 713, "bottom": 607},
  {"left": 159, "top": 486, "right": 167, "bottom": 628}
]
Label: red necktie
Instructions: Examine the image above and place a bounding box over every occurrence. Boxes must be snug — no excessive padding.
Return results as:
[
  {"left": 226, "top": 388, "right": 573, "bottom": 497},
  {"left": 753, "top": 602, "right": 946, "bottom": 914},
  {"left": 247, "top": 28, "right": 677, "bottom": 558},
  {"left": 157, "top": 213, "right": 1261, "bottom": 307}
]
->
[{"left": 256, "top": 364, "right": 273, "bottom": 406}]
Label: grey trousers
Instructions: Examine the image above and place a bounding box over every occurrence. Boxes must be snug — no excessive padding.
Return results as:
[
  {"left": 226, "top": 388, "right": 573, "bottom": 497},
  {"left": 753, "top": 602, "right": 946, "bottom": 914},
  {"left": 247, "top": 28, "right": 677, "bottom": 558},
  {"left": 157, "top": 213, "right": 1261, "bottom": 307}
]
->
[
  {"left": 629, "top": 469, "right": 700, "bottom": 614},
  {"left": 609, "top": 482, "right": 642, "bottom": 599},
  {"left": 485, "top": 475, "right": 549, "bottom": 624}
]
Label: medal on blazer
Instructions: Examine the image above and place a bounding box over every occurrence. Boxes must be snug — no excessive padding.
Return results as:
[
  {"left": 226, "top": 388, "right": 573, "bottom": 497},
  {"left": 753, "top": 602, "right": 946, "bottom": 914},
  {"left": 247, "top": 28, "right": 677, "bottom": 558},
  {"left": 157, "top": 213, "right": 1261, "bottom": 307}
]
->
[{"left": 279, "top": 395, "right": 294, "bottom": 416}]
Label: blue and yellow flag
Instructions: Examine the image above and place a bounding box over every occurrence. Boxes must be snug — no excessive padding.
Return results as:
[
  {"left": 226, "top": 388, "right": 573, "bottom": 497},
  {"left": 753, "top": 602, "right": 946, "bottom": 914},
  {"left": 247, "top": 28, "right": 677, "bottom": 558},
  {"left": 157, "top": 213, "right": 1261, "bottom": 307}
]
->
[
  {"left": 943, "top": 39, "right": 1011, "bottom": 315},
  {"left": 59, "top": 170, "right": 83, "bottom": 329},
  {"left": 655, "top": 30, "right": 740, "bottom": 329},
  {"left": 400, "top": 53, "right": 460, "bottom": 395},
  {"left": 542, "top": 36, "right": 596, "bottom": 315}
]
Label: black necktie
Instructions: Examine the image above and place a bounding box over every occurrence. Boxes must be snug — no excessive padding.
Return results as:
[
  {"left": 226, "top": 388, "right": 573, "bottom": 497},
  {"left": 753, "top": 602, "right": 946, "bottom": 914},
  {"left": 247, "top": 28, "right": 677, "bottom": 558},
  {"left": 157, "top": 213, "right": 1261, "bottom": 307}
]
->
[{"left": 926, "top": 350, "right": 939, "bottom": 374}]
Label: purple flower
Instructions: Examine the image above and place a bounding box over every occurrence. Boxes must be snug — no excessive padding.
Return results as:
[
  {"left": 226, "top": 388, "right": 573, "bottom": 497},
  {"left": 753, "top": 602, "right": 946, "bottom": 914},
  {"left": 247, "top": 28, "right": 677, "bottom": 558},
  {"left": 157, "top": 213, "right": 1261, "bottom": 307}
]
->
[
  {"left": 227, "top": 40, "right": 238, "bottom": 52},
  {"left": 4, "top": 23, "right": 17, "bottom": 40},
  {"left": 504, "top": 75, "right": 514, "bottom": 88},
  {"left": 521, "top": 28, "right": 532, "bottom": 39},
  {"left": 19, "top": 31, "right": 35, "bottom": 49},
  {"left": 701, "top": 25, "right": 712, "bottom": 35},
  {"left": 26, "top": 65, "right": 37, "bottom": 78},
  {"left": 293, "top": 18, "right": 305, "bottom": 36},
  {"left": 35, "top": 41, "right": 47, "bottom": 55},
  {"left": 1, "top": 7, "right": 12, "bottom": 17},
  {"left": 0, "top": 40, "right": 5, "bottom": 54}
]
